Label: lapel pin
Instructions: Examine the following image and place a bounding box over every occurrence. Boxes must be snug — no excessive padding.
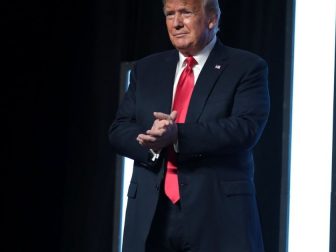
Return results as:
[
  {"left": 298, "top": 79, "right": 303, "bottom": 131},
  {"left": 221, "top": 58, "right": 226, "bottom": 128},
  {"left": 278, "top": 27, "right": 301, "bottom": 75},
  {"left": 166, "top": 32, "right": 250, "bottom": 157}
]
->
[{"left": 215, "top": 65, "right": 221, "bottom": 69}]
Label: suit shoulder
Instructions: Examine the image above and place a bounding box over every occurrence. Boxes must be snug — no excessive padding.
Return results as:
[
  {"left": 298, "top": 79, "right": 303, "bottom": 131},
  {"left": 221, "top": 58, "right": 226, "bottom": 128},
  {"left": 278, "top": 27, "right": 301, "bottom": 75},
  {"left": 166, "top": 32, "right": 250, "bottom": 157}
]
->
[
  {"left": 222, "top": 45, "right": 267, "bottom": 66},
  {"left": 135, "top": 49, "right": 177, "bottom": 66}
]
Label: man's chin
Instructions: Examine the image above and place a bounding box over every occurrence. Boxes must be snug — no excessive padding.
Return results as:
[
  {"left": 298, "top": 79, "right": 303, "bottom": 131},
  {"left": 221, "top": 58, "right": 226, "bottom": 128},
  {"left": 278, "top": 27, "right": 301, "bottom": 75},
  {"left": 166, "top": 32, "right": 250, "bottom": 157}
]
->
[{"left": 172, "top": 42, "right": 191, "bottom": 51}]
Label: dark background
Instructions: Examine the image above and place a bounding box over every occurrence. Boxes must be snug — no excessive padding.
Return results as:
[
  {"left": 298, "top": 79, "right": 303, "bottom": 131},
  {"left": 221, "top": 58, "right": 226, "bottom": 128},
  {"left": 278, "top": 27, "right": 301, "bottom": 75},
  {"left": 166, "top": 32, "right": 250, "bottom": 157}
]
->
[{"left": 5, "top": 0, "right": 289, "bottom": 251}]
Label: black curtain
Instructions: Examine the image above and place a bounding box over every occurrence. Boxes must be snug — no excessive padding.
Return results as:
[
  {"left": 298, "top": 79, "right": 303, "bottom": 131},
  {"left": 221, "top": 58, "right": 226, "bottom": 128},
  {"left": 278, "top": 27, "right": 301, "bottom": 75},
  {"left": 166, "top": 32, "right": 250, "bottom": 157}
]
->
[{"left": 6, "top": 0, "right": 288, "bottom": 251}]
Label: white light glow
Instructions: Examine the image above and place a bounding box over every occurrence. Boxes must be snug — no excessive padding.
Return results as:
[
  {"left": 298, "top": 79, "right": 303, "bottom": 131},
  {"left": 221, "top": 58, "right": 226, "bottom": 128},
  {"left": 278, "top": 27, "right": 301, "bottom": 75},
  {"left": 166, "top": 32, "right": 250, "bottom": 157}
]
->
[
  {"left": 119, "top": 157, "right": 134, "bottom": 252},
  {"left": 117, "top": 69, "right": 135, "bottom": 252},
  {"left": 288, "top": 0, "right": 335, "bottom": 251}
]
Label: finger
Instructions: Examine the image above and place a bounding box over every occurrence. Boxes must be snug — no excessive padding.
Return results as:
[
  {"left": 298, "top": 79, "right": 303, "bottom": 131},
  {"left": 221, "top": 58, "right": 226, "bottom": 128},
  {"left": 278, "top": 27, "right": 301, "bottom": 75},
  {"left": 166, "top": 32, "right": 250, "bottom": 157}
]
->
[
  {"left": 137, "top": 133, "right": 157, "bottom": 143},
  {"left": 152, "top": 119, "right": 170, "bottom": 129},
  {"left": 136, "top": 135, "right": 144, "bottom": 145},
  {"left": 137, "top": 134, "right": 145, "bottom": 144},
  {"left": 146, "top": 128, "right": 165, "bottom": 137},
  {"left": 151, "top": 120, "right": 159, "bottom": 130},
  {"left": 153, "top": 112, "right": 171, "bottom": 120},
  {"left": 170, "top": 110, "right": 177, "bottom": 121}
]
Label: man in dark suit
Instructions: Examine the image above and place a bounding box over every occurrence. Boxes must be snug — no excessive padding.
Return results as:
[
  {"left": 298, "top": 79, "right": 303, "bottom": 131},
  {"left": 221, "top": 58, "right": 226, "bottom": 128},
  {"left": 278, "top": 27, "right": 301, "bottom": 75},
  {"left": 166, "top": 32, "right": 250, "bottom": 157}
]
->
[{"left": 109, "top": 0, "right": 270, "bottom": 251}]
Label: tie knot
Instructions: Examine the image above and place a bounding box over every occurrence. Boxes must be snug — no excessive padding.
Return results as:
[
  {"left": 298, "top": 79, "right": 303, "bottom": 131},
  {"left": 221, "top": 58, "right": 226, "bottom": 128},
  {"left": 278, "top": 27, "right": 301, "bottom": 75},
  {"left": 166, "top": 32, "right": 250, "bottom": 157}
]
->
[{"left": 185, "top": 56, "right": 197, "bottom": 69}]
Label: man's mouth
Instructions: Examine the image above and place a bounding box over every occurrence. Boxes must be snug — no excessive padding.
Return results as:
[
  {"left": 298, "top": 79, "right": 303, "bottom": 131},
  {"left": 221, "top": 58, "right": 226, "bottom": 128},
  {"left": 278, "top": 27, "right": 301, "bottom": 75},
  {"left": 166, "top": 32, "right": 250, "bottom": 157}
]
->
[{"left": 174, "top": 33, "right": 187, "bottom": 38}]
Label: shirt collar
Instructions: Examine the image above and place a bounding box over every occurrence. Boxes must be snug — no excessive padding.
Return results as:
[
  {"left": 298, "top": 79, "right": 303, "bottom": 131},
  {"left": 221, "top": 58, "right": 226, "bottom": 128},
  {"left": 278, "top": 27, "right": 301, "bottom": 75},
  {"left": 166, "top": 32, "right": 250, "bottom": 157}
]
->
[{"left": 178, "top": 36, "right": 217, "bottom": 68}]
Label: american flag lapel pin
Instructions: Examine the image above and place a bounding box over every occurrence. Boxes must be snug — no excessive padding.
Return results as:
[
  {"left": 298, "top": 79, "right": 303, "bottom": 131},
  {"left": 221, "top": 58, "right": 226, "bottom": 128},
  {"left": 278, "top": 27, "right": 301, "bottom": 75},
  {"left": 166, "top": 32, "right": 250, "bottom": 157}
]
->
[{"left": 215, "top": 65, "right": 221, "bottom": 69}]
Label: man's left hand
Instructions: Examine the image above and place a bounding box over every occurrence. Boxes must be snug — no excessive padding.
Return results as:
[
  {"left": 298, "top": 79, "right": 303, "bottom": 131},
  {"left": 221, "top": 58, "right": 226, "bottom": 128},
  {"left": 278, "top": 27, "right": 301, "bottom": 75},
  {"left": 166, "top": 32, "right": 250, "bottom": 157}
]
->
[{"left": 136, "top": 111, "right": 178, "bottom": 151}]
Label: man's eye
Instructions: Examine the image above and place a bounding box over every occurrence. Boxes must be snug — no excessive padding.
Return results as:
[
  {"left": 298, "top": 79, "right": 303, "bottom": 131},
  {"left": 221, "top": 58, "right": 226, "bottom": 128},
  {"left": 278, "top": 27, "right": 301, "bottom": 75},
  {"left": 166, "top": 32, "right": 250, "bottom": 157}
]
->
[
  {"left": 182, "top": 12, "right": 193, "bottom": 17},
  {"left": 165, "top": 13, "right": 175, "bottom": 19}
]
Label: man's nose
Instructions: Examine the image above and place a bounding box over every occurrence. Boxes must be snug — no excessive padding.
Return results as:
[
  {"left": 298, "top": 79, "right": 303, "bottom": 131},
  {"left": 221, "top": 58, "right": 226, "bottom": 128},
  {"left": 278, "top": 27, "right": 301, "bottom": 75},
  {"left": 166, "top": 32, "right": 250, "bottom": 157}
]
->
[{"left": 173, "top": 13, "right": 183, "bottom": 28}]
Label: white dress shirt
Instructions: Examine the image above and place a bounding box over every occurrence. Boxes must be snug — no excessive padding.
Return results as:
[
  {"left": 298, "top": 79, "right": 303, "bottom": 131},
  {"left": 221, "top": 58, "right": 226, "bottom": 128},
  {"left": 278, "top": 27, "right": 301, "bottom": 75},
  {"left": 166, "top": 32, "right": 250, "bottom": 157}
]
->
[
  {"left": 171, "top": 36, "right": 217, "bottom": 152},
  {"left": 172, "top": 36, "right": 217, "bottom": 102}
]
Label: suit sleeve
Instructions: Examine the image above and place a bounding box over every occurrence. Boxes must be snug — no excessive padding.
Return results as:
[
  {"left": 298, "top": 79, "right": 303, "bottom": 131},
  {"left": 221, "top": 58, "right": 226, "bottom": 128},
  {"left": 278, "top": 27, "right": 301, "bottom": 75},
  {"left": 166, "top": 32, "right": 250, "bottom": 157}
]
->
[
  {"left": 108, "top": 66, "right": 154, "bottom": 167},
  {"left": 177, "top": 58, "right": 270, "bottom": 156}
]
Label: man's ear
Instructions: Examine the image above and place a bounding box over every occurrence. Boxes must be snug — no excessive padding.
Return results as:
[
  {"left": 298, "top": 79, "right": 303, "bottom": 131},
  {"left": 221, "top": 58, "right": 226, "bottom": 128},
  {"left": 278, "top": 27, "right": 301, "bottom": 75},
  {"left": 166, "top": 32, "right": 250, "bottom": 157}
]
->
[{"left": 208, "top": 15, "right": 217, "bottom": 29}]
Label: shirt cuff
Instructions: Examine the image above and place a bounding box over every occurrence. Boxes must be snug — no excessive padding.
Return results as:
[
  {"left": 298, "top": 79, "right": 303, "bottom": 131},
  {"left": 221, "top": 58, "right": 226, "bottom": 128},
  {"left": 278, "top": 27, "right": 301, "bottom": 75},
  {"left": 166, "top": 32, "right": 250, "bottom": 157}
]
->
[{"left": 149, "top": 149, "right": 160, "bottom": 161}]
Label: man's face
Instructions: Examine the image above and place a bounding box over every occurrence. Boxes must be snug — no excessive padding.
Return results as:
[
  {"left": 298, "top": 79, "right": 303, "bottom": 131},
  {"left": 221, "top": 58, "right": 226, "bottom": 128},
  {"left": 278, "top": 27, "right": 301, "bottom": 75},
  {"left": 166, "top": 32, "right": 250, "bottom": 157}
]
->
[{"left": 164, "top": 0, "right": 216, "bottom": 56}]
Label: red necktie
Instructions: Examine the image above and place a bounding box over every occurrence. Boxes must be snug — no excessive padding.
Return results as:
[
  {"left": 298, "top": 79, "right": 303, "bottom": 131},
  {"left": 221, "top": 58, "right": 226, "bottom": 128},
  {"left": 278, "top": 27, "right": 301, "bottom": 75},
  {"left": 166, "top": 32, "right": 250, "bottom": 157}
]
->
[{"left": 165, "top": 56, "right": 197, "bottom": 203}]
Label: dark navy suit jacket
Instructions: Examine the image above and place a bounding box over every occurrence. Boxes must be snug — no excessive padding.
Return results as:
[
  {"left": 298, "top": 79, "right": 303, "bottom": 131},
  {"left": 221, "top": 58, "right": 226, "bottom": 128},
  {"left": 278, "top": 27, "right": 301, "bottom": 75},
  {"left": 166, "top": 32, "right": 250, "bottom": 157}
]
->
[{"left": 109, "top": 39, "right": 270, "bottom": 252}]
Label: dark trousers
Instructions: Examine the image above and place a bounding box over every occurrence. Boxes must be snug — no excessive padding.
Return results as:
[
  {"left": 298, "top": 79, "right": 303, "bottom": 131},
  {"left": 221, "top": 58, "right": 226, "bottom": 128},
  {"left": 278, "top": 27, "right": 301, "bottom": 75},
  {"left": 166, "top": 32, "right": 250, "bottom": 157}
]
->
[{"left": 145, "top": 189, "right": 192, "bottom": 252}]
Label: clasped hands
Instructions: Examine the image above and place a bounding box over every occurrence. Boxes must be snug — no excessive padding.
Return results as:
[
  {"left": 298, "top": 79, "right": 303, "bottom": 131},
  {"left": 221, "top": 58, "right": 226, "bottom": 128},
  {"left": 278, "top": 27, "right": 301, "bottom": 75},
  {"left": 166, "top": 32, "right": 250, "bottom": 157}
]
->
[{"left": 136, "top": 111, "right": 178, "bottom": 152}]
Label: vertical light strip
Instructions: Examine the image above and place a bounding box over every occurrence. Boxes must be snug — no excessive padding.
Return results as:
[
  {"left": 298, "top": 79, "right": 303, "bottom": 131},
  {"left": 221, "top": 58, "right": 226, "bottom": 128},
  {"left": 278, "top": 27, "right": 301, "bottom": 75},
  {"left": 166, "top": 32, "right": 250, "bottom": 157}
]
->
[
  {"left": 118, "top": 70, "right": 134, "bottom": 252},
  {"left": 119, "top": 157, "right": 134, "bottom": 252},
  {"left": 288, "top": 0, "right": 336, "bottom": 251}
]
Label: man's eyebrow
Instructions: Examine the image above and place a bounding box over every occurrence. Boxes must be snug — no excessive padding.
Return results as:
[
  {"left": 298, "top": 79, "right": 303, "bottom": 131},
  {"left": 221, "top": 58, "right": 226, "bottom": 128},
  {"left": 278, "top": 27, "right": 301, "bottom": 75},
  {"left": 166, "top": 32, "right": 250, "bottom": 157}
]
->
[{"left": 165, "top": 7, "right": 193, "bottom": 12}]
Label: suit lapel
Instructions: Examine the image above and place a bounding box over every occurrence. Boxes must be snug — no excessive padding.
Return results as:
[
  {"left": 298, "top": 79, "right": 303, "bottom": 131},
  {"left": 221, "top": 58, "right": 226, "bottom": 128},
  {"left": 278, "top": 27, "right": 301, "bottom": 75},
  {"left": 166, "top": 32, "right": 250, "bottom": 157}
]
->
[
  {"left": 186, "top": 41, "right": 229, "bottom": 122},
  {"left": 153, "top": 51, "right": 179, "bottom": 114}
]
